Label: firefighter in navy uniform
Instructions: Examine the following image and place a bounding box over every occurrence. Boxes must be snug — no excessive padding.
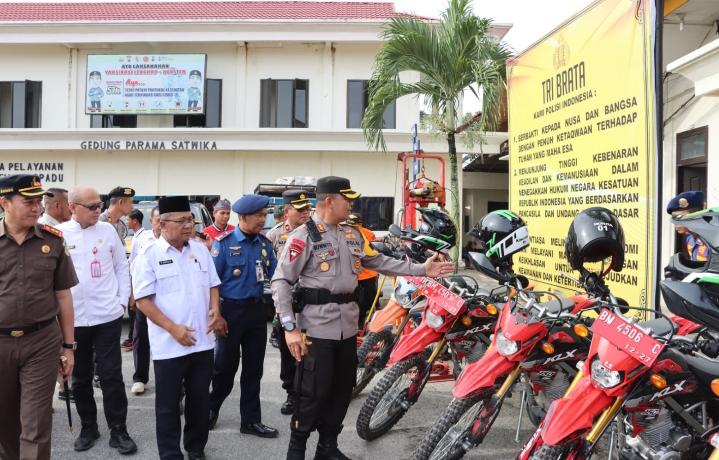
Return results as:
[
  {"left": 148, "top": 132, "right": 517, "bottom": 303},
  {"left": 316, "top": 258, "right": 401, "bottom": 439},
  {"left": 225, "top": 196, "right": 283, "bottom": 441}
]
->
[
  {"left": 266, "top": 190, "right": 312, "bottom": 416},
  {"left": 666, "top": 191, "right": 708, "bottom": 262},
  {"left": 271, "top": 176, "right": 454, "bottom": 460},
  {"left": 208, "top": 194, "right": 279, "bottom": 438}
]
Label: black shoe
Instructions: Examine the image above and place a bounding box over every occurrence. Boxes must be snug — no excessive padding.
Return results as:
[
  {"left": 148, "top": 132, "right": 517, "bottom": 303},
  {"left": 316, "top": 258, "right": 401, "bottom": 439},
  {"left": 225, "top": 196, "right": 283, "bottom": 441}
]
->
[
  {"left": 73, "top": 426, "right": 100, "bottom": 452},
  {"left": 314, "top": 427, "right": 351, "bottom": 460},
  {"left": 58, "top": 389, "right": 75, "bottom": 402},
  {"left": 208, "top": 409, "right": 218, "bottom": 430},
  {"left": 280, "top": 395, "right": 295, "bottom": 415},
  {"left": 240, "top": 422, "right": 279, "bottom": 438},
  {"left": 286, "top": 431, "right": 310, "bottom": 460},
  {"left": 109, "top": 428, "right": 138, "bottom": 455},
  {"left": 187, "top": 451, "right": 206, "bottom": 460}
]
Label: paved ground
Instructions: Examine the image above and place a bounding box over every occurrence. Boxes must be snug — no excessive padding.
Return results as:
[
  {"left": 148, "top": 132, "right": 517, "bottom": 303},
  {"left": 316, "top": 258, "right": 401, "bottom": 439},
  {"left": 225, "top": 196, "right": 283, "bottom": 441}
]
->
[{"left": 50, "top": 270, "right": 538, "bottom": 459}]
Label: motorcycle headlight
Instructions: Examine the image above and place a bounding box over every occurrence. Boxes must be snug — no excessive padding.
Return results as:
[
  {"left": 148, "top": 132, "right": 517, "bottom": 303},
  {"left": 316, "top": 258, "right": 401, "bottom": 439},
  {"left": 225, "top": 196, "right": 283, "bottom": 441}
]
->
[
  {"left": 590, "top": 358, "right": 622, "bottom": 389},
  {"left": 495, "top": 331, "right": 520, "bottom": 356},
  {"left": 425, "top": 309, "right": 445, "bottom": 329}
]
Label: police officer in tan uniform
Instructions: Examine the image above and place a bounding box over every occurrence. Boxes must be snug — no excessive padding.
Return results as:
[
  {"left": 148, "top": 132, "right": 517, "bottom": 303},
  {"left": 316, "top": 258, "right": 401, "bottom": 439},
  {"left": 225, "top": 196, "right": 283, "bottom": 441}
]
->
[
  {"left": 271, "top": 176, "right": 453, "bottom": 460},
  {"left": 0, "top": 174, "right": 79, "bottom": 460},
  {"left": 266, "top": 190, "right": 312, "bottom": 416}
]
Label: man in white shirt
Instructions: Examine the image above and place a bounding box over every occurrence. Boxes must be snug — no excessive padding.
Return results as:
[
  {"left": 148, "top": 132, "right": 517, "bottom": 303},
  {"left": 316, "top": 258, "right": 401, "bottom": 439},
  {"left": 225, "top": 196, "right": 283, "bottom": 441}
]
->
[
  {"left": 133, "top": 196, "right": 228, "bottom": 460},
  {"left": 57, "top": 186, "right": 137, "bottom": 455},
  {"left": 128, "top": 206, "right": 160, "bottom": 395},
  {"left": 38, "top": 187, "right": 71, "bottom": 227},
  {"left": 122, "top": 208, "right": 147, "bottom": 352}
]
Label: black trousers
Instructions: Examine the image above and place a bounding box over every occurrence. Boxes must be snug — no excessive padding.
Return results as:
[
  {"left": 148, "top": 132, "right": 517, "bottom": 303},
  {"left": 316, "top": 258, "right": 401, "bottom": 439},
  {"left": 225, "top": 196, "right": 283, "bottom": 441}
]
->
[
  {"left": 73, "top": 316, "right": 128, "bottom": 430},
  {"left": 153, "top": 350, "right": 213, "bottom": 460},
  {"left": 132, "top": 309, "right": 151, "bottom": 384},
  {"left": 275, "top": 319, "right": 296, "bottom": 397},
  {"left": 209, "top": 298, "right": 266, "bottom": 424},
  {"left": 357, "top": 277, "right": 379, "bottom": 329},
  {"left": 292, "top": 336, "right": 357, "bottom": 433},
  {"left": 127, "top": 308, "right": 136, "bottom": 341}
]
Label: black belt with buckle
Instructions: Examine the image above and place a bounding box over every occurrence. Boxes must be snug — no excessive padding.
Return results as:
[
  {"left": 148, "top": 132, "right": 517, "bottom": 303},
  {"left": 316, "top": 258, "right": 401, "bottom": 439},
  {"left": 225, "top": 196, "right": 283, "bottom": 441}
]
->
[
  {"left": 301, "top": 288, "right": 357, "bottom": 305},
  {"left": 0, "top": 318, "right": 55, "bottom": 337}
]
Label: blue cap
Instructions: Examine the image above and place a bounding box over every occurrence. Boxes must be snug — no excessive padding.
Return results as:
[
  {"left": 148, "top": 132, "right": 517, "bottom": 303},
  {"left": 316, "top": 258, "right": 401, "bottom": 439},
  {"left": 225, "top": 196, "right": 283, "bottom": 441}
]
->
[
  {"left": 232, "top": 194, "right": 270, "bottom": 215},
  {"left": 667, "top": 191, "right": 705, "bottom": 214}
]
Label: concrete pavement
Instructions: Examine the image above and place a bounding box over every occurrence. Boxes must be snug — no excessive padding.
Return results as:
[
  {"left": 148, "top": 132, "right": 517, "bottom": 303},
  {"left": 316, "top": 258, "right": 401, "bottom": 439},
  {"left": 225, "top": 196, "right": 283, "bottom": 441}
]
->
[{"left": 50, "top": 271, "right": 538, "bottom": 459}]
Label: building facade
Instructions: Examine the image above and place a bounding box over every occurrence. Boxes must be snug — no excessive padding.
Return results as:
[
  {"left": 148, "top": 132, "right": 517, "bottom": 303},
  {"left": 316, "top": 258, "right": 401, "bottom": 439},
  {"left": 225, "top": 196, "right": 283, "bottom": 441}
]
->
[{"left": 0, "top": 1, "right": 508, "bottom": 231}]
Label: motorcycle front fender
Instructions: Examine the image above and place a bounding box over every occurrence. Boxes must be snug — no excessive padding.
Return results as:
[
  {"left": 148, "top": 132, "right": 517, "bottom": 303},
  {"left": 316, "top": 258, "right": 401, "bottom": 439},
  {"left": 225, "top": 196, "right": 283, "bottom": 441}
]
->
[
  {"left": 540, "top": 376, "right": 613, "bottom": 446},
  {"left": 368, "top": 300, "right": 406, "bottom": 334},
  {"left": 452, "top": 347, "right": 515, "bottom": 399},
  {"left": 388, "top": 321, "right": 442, "bottom": 365}
]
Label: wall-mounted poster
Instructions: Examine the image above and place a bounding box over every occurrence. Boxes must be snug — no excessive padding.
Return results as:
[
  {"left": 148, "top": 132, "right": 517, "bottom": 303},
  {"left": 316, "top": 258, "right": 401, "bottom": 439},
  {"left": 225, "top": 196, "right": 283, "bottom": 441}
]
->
[{"left": 85, "top": 54, "right": 207, "bottom": 114}]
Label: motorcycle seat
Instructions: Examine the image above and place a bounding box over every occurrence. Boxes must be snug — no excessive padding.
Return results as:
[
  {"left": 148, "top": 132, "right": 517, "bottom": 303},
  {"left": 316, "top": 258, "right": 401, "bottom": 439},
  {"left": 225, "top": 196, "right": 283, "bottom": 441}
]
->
[
  {"left": 542, "top": 297, "right": 576, "bottom": 314},
  {"left": 639, "top": 318, "right": 678, "bottom": 338},
  {"left": 684, "top": 353, "right": 719, "bottom": 386}
]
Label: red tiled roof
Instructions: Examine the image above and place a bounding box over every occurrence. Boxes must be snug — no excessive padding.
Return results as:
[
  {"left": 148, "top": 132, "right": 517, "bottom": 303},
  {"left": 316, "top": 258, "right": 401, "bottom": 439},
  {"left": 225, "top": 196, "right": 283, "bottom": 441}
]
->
[{"left": 0, "top": 2, "right": 427, "bottom": 22}]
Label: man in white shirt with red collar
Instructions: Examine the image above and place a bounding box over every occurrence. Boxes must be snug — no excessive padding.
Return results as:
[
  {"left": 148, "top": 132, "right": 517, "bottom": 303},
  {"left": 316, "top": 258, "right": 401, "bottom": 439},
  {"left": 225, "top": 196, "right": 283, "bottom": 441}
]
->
[
  {"left": 132, "top": 196, "right": 228, "bottom": 460},
  {"left": 57, "top": 185, "right": 137, "bottom": 455}
]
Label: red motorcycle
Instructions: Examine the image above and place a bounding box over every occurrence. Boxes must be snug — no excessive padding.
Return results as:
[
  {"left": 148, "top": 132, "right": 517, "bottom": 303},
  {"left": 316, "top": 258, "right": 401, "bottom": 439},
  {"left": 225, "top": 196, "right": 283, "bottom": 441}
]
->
[
  {"left": 411, "top": 253, "right": 615, "bottom": 460},
  {"left": 355, "top": 269, "right": 503, "bottom": 441},
  {"left": 517, "top": 301, "right": 713, "bottom": 460}
]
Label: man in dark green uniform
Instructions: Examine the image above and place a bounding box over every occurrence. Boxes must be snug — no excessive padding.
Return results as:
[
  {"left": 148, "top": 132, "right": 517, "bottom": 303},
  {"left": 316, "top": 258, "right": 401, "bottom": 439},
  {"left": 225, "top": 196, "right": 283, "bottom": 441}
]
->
[{"left": 0, "top": 174, "right": 79, "bottom": 460}]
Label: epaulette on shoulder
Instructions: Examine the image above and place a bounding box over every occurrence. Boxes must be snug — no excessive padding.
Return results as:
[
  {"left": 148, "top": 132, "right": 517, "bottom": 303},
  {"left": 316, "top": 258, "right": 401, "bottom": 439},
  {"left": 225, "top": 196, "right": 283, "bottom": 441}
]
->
[
  {"left": 215, "top": 230, "right": 232, "bottom": 242},
  {"left": 41, "top": 224, "right": 63, "bottom": 238}
]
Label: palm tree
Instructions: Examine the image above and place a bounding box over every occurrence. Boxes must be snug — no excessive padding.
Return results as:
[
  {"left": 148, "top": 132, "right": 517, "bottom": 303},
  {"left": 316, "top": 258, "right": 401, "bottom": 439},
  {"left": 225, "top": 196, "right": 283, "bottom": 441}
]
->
[{"left": 363, "top": 0, "right": 511, "bottom": 266}]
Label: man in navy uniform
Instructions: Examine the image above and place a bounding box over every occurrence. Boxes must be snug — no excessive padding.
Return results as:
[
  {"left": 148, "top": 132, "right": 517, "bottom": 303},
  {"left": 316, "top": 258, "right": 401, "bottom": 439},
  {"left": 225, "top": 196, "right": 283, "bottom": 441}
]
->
[
  {"left": 208, "top": 194, "right": 279, "bottom": 438},
  {"left": 266, "top": 190, "right": 312, "bottom": 416},
  {"left": 667, "top": 191, "right": 708, "bottom": 262}
]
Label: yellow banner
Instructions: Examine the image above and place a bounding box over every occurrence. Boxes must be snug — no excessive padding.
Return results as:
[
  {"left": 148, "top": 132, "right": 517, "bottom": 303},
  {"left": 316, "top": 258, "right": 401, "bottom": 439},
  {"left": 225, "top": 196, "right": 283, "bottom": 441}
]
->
[{"left": 508, "top": 0, "right": 657, "bottom": 310}]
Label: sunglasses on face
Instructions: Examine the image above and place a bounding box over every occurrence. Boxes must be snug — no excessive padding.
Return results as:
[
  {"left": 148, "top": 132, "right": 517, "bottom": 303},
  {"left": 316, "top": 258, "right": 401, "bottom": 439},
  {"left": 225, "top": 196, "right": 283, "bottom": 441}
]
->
[{"left": 76, "top": 202, "right": 103, "bottom": 211}]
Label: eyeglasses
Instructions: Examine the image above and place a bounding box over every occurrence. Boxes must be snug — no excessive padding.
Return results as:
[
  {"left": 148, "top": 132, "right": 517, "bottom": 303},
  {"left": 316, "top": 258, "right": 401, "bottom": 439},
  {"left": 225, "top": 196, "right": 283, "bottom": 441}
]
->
[
  {"left": 162, "top": 217, "right": 195, "bottom": 226},
  {"left": 75, "top": 202, "right": 103, "bottom": 211}
]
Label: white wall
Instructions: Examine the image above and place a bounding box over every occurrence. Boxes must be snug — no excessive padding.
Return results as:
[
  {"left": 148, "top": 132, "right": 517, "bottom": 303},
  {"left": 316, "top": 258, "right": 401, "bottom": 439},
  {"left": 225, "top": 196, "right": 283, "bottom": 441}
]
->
[
  {"left": 0, "top": 45, "right": 71, "bottom": 128},
  {"left": 0, "top": 41, "right": 420, "bottom": 131}
]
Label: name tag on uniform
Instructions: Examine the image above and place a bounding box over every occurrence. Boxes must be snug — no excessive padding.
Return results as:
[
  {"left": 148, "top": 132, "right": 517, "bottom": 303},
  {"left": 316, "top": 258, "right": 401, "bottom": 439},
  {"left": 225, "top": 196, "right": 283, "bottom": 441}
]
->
[{"left": 159, "top": 259, "right": 173, "bottom": 265}]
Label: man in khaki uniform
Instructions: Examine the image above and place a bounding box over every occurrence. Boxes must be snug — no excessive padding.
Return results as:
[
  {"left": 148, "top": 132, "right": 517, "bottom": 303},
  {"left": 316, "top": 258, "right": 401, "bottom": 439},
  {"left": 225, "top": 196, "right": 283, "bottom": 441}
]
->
[
  {"left": 271, "top": 176, "right": 453, "bottom": 460},
  {"left": 0, "top": 174, "right": 78, "bottom": 460},
  {"left": 266, "top": 190, "right": 312, "bottom": 415}
]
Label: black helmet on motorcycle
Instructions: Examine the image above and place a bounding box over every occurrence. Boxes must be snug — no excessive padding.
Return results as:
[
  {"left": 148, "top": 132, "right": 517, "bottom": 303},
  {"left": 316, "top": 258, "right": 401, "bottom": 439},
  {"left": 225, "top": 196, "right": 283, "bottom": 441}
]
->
[
  {"left": 471, "top": 210, "right": 529, "bottom": 264},
  {"left": 565, "top": 207, "right": 625, "bottom": 273},
  {"left": 415, "top": 208, "right": 457, "bottom": 252}
]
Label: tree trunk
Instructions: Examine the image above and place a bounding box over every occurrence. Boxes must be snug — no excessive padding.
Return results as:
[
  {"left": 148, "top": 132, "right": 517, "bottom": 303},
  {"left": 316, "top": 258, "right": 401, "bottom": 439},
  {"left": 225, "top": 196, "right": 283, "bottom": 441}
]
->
[{"left": 447, "top": 131, "right": 460, "bottom": 273}]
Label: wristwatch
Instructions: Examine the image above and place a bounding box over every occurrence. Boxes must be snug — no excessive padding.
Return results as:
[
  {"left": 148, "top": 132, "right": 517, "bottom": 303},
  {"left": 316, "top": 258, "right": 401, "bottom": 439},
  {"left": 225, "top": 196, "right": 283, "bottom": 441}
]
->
[
  {"left": 282, "top": 321, "right": 297, "bottom": 332},
  {"left": 62, "top": 342, "right": 77, "bottom": 351}
]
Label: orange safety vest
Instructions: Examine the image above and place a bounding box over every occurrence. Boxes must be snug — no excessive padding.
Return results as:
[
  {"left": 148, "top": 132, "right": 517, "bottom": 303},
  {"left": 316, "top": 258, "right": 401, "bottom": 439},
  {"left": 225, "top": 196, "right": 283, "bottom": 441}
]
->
[{"left": 358, "top": 226, "right": 379, "bottom": 281}]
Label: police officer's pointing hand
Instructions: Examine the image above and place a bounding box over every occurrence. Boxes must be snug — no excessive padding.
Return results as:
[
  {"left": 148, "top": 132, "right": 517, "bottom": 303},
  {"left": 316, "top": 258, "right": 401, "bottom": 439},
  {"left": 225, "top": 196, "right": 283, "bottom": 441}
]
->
[{"left": 424, "top": 252, "right": 455, "bottom": 277}]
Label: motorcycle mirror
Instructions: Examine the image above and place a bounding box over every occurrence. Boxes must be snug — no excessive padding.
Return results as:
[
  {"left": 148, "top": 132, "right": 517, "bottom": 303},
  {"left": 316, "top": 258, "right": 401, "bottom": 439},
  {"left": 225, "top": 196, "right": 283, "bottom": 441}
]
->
[
  {"left": 516, "top": 275, "right": 530, "bottom": 289},
  {"left": 615, "top": 297, "right": 630, "bottom": 314},
  {"left": 388, "top": 224, "right": 402, "bottom": 237},
  {"left": 467, "top": 252, "right": 505, "bottom": 282}
]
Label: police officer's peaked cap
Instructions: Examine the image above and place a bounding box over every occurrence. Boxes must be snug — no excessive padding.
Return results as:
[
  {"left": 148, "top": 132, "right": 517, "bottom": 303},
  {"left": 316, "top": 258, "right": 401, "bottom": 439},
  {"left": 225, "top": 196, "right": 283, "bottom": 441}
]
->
[
  {"left": 0, "top": 174, "right": 50, "bottom": 197},
  {"left": 232, "top": 194, "right": 269, "bottom": 215},
  {"left": 282, "top": 189, "right": 312, "bottom": 209},
  {"left": 189, "top": 70, "right": 202, "bottom": 78},
  {"left": 667, "top": 191, "right": 705, "bottom": 214},
  {"left": 316, "top": 176, "right": 361, "bottom": 200},
  {"left": 108, "top": 186, "right": 136, "bottom": 198},
  {"left": 159, "top": 196, "right": 190, "bottom": 214},
  {"left": 89, "top": 70, "right": 101, "bottom": 78},
  {"left": 214, "top": 199, "right": 231, "bottom": 211}
]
